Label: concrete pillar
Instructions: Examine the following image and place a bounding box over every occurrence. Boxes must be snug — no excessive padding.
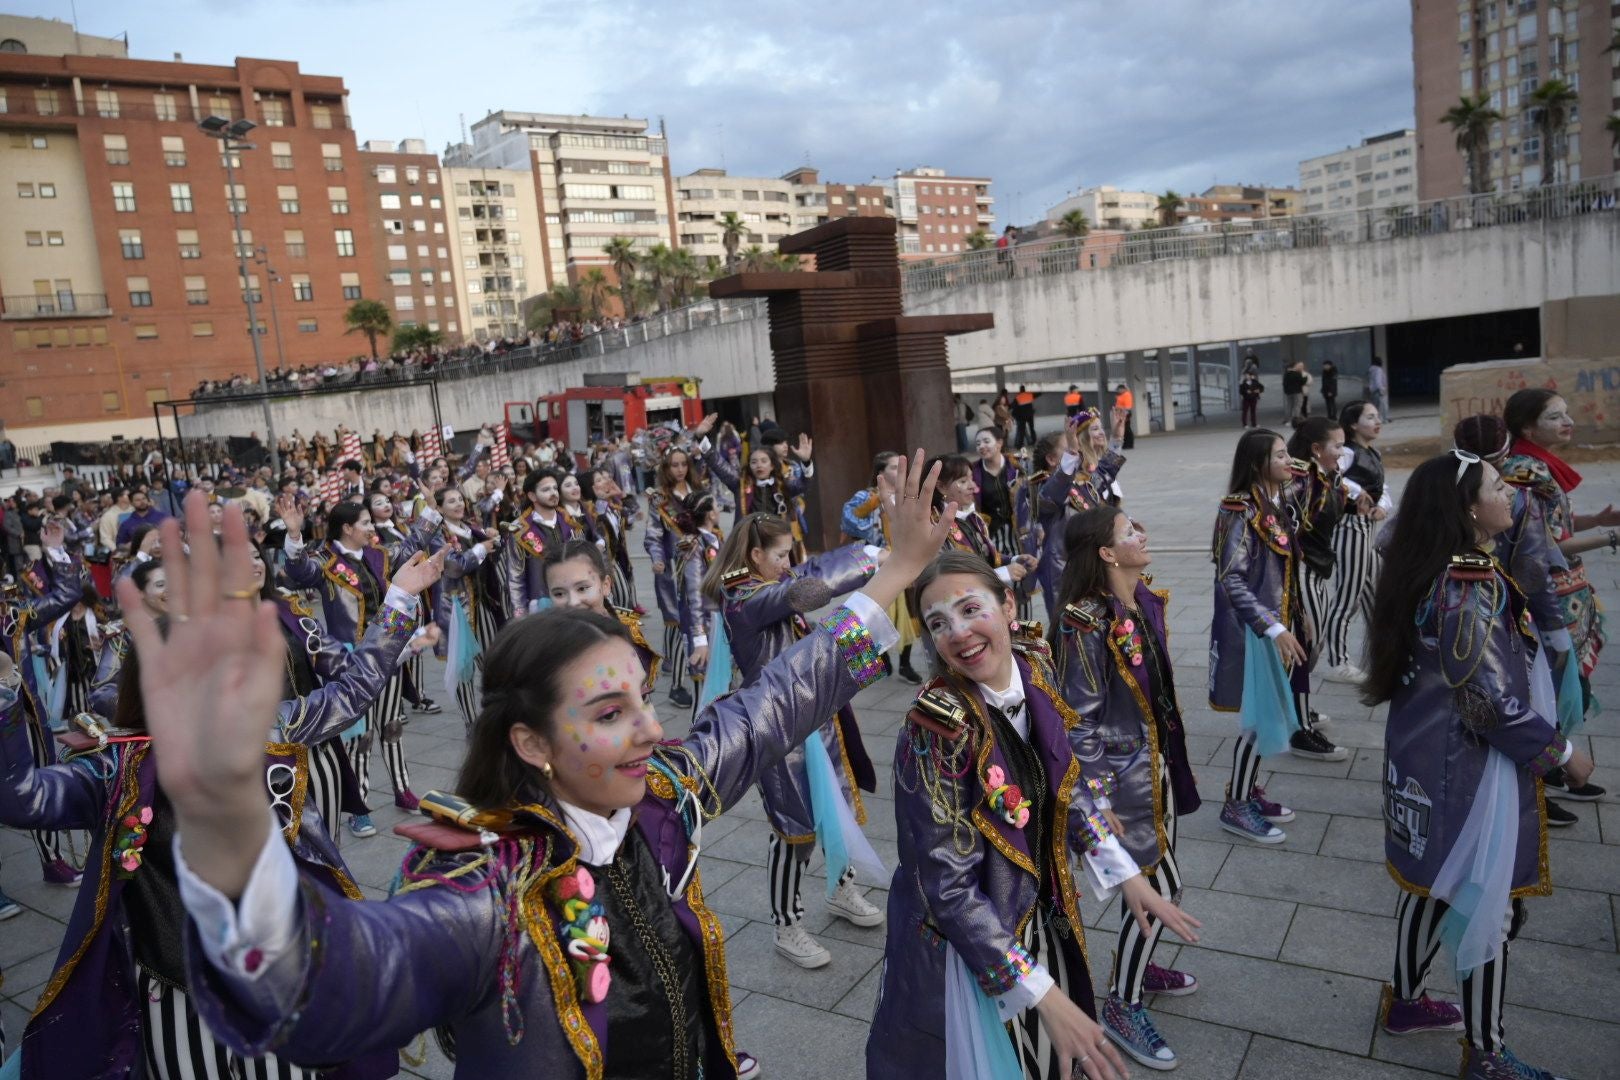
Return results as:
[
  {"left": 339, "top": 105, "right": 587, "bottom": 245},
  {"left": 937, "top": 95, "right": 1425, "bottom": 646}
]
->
[
  {"left": 1157, "top": 349, "right": 1177, "bottom": 432},
  {"left": 1095, "top": 355, "right": 1110, "bottom": 410},
  {"left": 1228, "top": 342, "right": 1241, "bottom": 410},
  {"left": 1189, "top": 345, "right": 1203, "bottom": 419}
]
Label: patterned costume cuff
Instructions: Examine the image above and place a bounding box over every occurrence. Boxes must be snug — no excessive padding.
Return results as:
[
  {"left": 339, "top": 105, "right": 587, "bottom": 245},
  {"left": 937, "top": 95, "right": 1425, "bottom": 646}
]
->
[
  {"left": 1528, "top": 736, "right": 1569, "bottom": 778},
  {"left": 1085, "top": 772, "right": 1117, "bottom": 810},
  {"left": 978, "top": 941, "right": 1038, "bottom": 996},
  {"left": 175, "top": 812, "right": 300, "bottom": 982},
  {"left": 1078, "top": 810, "right": 1114, "bottom": 853},
  {"left": 375, "top": 599, "right": 417, "bottom": 639},
  {"left": 826, "top": 595, "right": 898, "bottom": 680},
  {"left": 1262, "top": 621, "right": 1286, "bottom": 639},
  {"left": 990, "top": 961, "right": 1054, "bottom": 1019}
]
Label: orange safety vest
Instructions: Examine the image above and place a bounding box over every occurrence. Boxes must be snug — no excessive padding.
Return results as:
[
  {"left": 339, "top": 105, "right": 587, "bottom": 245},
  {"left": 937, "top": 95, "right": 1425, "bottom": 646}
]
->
[
  {"left": 1015, "top": 391, "right": 1035, "bottom": 407},
  {"left": 1115, "top": 389, "right": 1134, "bottom": 410},
  {"left": 1063, "top": 392, "right": 1082, "bottom": 407}
]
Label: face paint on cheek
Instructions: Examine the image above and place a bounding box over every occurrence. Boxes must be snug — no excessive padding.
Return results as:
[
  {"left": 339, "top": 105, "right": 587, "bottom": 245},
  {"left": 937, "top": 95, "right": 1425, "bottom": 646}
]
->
[
  {"left": 585, "top": 763, "right": 604, "bottom": 779},
  {"left": 923, "top": 588, "right": 1001, "bottom": 637}
]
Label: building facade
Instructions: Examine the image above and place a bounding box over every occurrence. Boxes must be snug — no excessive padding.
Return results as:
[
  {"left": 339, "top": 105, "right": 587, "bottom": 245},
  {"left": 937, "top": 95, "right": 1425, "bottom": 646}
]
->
[
  {"left": 674, "top": 167, "right": 801, "bottom": 262},
  {"left": 0, "top": 20, "right": 381, "bottom": 439},
  {"left": 358, "top": 138, "right": 465, "bottom": 343},
  {"left": 1044, "top": 186, "right": 1159, "bottom": 231},
  {"left": 1413, "top": 0, "right": 1615, "bottom": 199},
  {"left": 893, "top": 167, "right": 994, "bottom": 257},
  {"left": 1183, "top": 184, "right": 1302, "bottom": 223},
  {"left": 439, "top": 161, "right": 547, "bottom": 341},
  {"left": 1299, "top": 130, "right": 1418, "bottom": 214}
]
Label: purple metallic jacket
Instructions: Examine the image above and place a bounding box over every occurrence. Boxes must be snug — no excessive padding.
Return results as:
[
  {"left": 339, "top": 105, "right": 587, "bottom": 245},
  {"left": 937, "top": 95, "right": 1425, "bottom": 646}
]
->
[
  {"left": 283, "top": 540, "right": 392, "bottom": 644},
  {"left": 720, "top": 545, "right": 878, "bottom": 842},
  {"left": 409, "top": 516, "right": 493, "bottom": 656},
  {"left": 868, "top": 643, "right": 1105, "bottom": 1076},
  {"left": 675, "top": 527, "right": 721, "bottom": 652},
  {"left": 500, "top": 509, "right": 579, "bottom": 616},
  {"left": 1035, "top": 450, "right": 1125, "bottom": 614},
  {"left": 0, "top": 605, "right": 415, "bottom": 1080},
  {"left": 1, "top": 553, "right": 86, "bottom": 727},
  {"left": 182, "top": 605, "right": 890, "bottom": 1079},
  {"left": 1383, "top": 555, "right": 1563, "bottom": 897}
]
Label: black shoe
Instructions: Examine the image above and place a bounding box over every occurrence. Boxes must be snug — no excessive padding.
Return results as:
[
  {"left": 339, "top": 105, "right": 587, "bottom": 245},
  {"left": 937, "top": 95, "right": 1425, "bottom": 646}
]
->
[
  {"left": 1544, "top": 767, "right": 1606, "bottom": 802},
  {"left": 1289, "top": 727, "right": 1348, "bottom": 762},
  {"left": 669, "top": 686, "right": 693, "bottom": 707},
  {"left": 1544, "top": 798, "right": 1579, "bottom": 827},
  {"left": 414, "top": 698, "right": 443, "bottom": 715},
  {"left": 897, "top": 662, "right": 923, "bottom": 684}
]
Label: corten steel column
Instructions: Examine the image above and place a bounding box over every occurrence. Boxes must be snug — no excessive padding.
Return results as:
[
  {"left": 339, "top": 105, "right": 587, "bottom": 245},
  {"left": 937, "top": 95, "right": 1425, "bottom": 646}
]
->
[{"left": 710, "top": 218, "right": 991, "bottom": 550}]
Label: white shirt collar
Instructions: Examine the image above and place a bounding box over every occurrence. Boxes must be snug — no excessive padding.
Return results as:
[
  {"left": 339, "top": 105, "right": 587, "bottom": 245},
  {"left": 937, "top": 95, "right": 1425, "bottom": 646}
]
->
[
  {"left": 557, "top": 799, "right": 632, "bottom": 866},
  {"left": 977, "top": 665, "right": 1028, "bottom": 739},
  {"left": 531, "top": 508, "right": 559, "bottom": 527},
  {"left": 955, "top": 506, "right": 977, "bottom": 521},
  {"left": 335, "top": 540, "right": 366, "bottom": 560},
  {"left": 445, "top": 520, "right": 472, "bottom": 540},
  {"left": 755, "top": 475, "right": 776, "bottom": 487}
]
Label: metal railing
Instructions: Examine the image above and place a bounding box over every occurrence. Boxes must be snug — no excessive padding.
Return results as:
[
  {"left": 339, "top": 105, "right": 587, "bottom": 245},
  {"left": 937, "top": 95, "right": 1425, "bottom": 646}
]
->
[
  {"left": 1, "top": 293, "right": 111, "bottom": 318},
  {"left": 903, "top": 173, "right": 1620, "bottom": 294}
]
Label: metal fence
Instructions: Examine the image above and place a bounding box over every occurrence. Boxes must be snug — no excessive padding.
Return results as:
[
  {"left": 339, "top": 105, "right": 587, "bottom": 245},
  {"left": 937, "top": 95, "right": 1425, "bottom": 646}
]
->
[{"left": 901, "top": 172, "right": 1620, "bottom": 294}]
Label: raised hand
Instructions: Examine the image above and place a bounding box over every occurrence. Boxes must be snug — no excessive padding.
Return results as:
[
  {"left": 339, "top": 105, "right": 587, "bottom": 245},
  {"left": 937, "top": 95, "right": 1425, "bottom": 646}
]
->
[
  {"left": 114, "top": 491, "right": 286, "bottom": 898},
  {"left": 860, "top": 450, "right": 953, "bottom": 612},
  {"left": 792, "top": 434, "right": 813, "bottom": 462},
  {"left": 40, "top": 520, "right": 66, "bottom": 551},
  {"left": 692, "top": 412, "right": 719, "bottom": 438},
  {"left": 390, "top": 547, "right": 448, "bottom": 597},
  {"left": 275, "top": 494, "right": 304, "bottom": 538}
]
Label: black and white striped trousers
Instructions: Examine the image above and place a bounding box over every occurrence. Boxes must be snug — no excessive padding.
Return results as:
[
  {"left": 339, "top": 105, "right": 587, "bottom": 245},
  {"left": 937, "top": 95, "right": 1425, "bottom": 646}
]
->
[
  {"left": 1320, "top": 515, "right": 1380, "bottom": 669},
  {"left": 1112, "top": 771, "right": 1182, "bottom": 1003},
  {"left": 1015, "top": 903, "right": 1077, "bottom": 1080},
  {"left": 23, "top": 713, "right": 66, "bottom": 868},
  {"left": 765, "top": 832, "right": 853, "bottom": 927},
  {"left": 453, "top": 599, "right": 500, "bottom": 729},
  {"left": 138, "top": 968, "right": 314, "bottom": 1079},
  {"left": 1229, "top": 731, "right": 1262, "bottom": 806},
  {"left": 347, "top": 670, "right": 409, "bottom": 803},
  {"left": 664, "top": 623, "right": 689, "bottom": 696},
  {"left": 306, "top": 738, "right": 346, "bottom": 848},
  {"left": 1391, "top": 894, "right": 1521, "bottom": 1054}
]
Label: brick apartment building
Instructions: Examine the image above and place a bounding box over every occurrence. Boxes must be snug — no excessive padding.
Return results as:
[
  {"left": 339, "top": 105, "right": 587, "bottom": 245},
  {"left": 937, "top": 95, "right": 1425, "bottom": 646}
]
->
[
  {"left": 892, "top": 166, "right": 995, "bottom": 258},
  {"left": 358, "top": 138, "right": 466, "bottom": 342},
  {"left": 0, "top": 15, "right": 383, "bottom": 440}
]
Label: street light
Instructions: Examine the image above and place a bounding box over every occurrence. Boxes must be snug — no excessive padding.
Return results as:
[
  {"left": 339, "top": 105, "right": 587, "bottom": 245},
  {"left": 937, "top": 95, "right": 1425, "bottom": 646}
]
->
[
  {"left": 197, "top": 115, "right": 280, "bottom": 477},
  {"left": 254, "top": 246, "right": 289, "bottom": 376}
]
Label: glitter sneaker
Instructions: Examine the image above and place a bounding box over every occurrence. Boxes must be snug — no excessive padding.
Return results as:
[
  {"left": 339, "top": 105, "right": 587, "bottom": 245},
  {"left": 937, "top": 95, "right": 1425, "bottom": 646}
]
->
[
  {"left": 42, "top": 857, "right": 83, "bottom": 888},
  {"left": 1101, "top": 993, "right": 1177, "bottom": 1071},
  {"left": 1220, "top": 798, "right": 1286, "bottom": 844},
  {"left": 1379, "top": 985, "right": 1463, "bottom": 1036},
  {"left": 1142, "top": 961, "right": 1197, "bottom": 997},
  {"left": 1462, "top": 1044, "right": 1569, "bottom": 1080},
  {"left": 348, "top": 813, "right": 378, "bottom": 839},
  {"left": 1248, "top": 784, "right": 1296, "bottom": 824},
  {"left": 394, "top": 789, "right": 421, "bottom": 812}
]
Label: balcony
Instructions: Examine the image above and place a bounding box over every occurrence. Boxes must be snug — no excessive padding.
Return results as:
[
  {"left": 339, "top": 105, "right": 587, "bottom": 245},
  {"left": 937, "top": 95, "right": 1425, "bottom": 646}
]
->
[{"left": 2, "top": 293, "right": 112, "bottom": 319}]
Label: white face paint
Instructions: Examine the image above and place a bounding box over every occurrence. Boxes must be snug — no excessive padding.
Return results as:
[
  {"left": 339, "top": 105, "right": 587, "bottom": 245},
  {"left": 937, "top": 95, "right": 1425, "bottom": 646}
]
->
[
  {"left": 919, "top": 578, "right": 1014, "bottom": 686},
  {"left": 922, "top": 586, "right": 1002, "bottom": 637}
]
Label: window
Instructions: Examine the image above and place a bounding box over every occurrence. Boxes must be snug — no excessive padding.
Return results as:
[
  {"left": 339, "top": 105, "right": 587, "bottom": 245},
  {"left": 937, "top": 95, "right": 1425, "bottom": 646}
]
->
[
  {"left": 102, "top": 391, "right": 122, "bottom": 412},
  {"left": 24, "top": 230, "right": 41, "bottom": 246},
  {"left": 428, "top": 195, "right": 442, "bottom": 209},
  {"left": 321, "top": 144, "right": 343, "bottom": 171},
  {"left": 277, "top": 184, "right": 299, "bottom": 213},
  {"left": 271, "top": 141, "right": 293, "bottom": 169},
  {"left": 162, "top": 136, "right": 187, "bottom": 166},
  {"left": 208, "top": 94, "right": 234, "bottom": 119},
  {"left": 334, "top": 228, "right": 355, "bottom": 256},
  {"left": 218, "top": 144, "right": 241, "bottom": 169},
  {"left": 95, "top": 89, "right": 119, "bottom": 118},
  {"left": 427, "top": 170, "right": 438, "bottom": 185},
  {"left": 35, "top": 88, "right": 59, "bottom": 116},
  {"left": 373, "top": 165, "right": 397, "bottom": 184},
  {"left": 310, "top": 104, "right": 333, "bottom": 130},
  {"left": 16, "top": 182, "right": 32, "bottom": 198},
  {"left": 297, "top": 318, "right": 318, "bottom": 333},
  {"left": 387, "top": 243, "right": 408, "bottom": 260},
  {"left": 239, "top": 272, "right": 262, "bottom": 302},
  {"left": 153, "top": 92, "right": 178, "bottom": 121},
  {"left": 116, "top": 229, "right": 145, "bottom": 258},
  {"left": 411, "top": 220, "right": 426, "bottom": 232},
  {"left": 389, "top": 269, "right": 411, "bottom": 286},
  {"left": 564, "top": 182, "right": 612, "bottom": 199},
  {"left": 25, "top": 396, "right": 44, "bottom": 417},
  {"left": 127, "top": 276, "right": 153, "bottom": 307},
  {"left": 380, "top": 192, "right": 401, "bottom": 210},
  {"left": 291, "top": 274, "right": 313, "bottom": 301},
  {"left": 233, "top": 229, "right": 253, "bottom": 259},
  {"left": 419, "top": 269, "right": 434, "bottom": 285},
  {"left": 405, "top": 166, "right": 419, "bottom": 184},
  {"left": 340, "top": 272, "right": 362, "bottom": 300},
  {"left": 191, "top": 321, "right": 214, "bottom": 337},
  {"left": 328, "top": 186, "right": 350, "bottom": 213},
  {"left": 408, "top": 193, "right": 423, "bottom": 207},
  {"left": 394, "top": 296, "right": 415, "bottom": 312},
  {"left": 171, "top": 183, "right": 193, "bottom": 212},
  {"left": 184, "top": 275, "right": 208, "bottom": 304},
  {"left": 38, "top": 182, "right": 55, "bottom": 198},
  {"left": 104, "top": 134, "right": 130, "bottom": 165},
  {"left": 260, "top": 97, "right": 286, "bottom": 126},
  {"left": 112, "top": 182, "right": 137, "bottom": 212},
  {"left": 283, "top": 229, "right": 306, "bottom": 258},
  {"left": 224, "top": 183, "right": 247, "bottom": 213},
  {"left": 177, "top": 229, "right": 201, "bottom": 258}
]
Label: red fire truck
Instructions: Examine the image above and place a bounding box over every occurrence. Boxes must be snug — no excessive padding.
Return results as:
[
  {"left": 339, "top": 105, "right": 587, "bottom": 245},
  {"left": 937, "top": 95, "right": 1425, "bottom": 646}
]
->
[{"left": 521, "top": 376, "right": 704, "bottom": 452}]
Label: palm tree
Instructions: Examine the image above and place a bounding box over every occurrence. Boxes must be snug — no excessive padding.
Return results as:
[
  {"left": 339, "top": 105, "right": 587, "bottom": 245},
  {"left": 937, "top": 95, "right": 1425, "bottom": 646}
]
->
[
  {"left": 601, "top": 237, "right": 640, "bottom": 318},
  {"left": 1527, "top": 78, "right": 1579, "bottom": 185},
  {"left": 1156, "top": 191, "right": 1185, "bottom": 228},
  {"left": 1442, "top": 93, "right": 1503, "bottom": 195},
  {"left": 392, "top": 324, "right": 444, "bottom": 353},
  {"left": 525, "top": 282, "right": 582, "bottom": 331},
  {"left": 642, "top": 243, "right": 673, "bottom": 310},
  {"left": 1056, "top": 209, "right": 1090, "bottom": 240},
  {"left": 772, "top": 253, "right": 802, "bottom": 272},
  {"left": 717, "top": 212, "right": 747, "bottom": 271},
  {"left": 1607, "top": 114, "right": 1620, "bottom": 161},
  {"left": 580, "top": 269, "right": 611, "bottom": 319},
  {"left": 666, "top": 247, "right": 702, "bottom": 307},
  {"left": 965, "top": 229, "right": 992, "bottom": 250},
  {"left": 343, "top": 298, "right": 391, "bottom": 359},
  {"left": 737, "top": 244, "right": 772, "bottom": 273}
]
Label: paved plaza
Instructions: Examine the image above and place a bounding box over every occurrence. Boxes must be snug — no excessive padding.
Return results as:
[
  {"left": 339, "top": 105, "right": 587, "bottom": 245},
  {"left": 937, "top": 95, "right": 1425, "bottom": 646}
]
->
[{"left": 3, "top": 411, "right": 1616, "bottom": 1079}]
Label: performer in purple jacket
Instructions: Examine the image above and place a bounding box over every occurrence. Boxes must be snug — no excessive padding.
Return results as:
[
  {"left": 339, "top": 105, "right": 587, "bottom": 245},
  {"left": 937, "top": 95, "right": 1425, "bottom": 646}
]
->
[
  {"left": 869, "top": 550, "right": 1194, "bottom": 1080},
  {"left": 1034, "top": 412, "right": 1126, "bottom": 620},
  {"left": 644, "top": 447, "right": 699, "bottom": 707},
  {"left": 148, "top": 453, "right": 950, "bottom": 1080},
  {"left": 1365, "top": 452, "right": 1596, "bottom": 1080}
]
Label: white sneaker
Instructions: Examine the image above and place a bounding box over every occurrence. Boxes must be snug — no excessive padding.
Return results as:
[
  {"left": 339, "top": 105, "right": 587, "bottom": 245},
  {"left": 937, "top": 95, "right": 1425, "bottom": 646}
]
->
[
  {"left": 1324, "top": 663, "right": 1366, "bottom": 684},
  {"left": 774, "top": 924, "right": 831, "bottom": 969},
  {"left": 826, "top": 879, "right": 884, "bottom": 928}
]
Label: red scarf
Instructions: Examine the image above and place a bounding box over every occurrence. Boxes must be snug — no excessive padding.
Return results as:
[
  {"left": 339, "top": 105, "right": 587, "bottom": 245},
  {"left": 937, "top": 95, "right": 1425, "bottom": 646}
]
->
[{"left": 1509, "top": 437, "right": 1581, "bottom": 493}]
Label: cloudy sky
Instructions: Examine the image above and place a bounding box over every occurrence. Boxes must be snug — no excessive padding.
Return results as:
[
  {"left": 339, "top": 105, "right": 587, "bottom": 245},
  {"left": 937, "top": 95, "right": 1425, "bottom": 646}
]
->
[{"left": 16, "top": 0, "right": 1416, "bottom": 224}]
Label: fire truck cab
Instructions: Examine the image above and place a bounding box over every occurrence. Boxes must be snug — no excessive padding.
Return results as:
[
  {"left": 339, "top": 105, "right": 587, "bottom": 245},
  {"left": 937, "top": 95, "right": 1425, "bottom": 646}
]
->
[{"left": 533, "top": 375, "right": 703, "bottom": 452}]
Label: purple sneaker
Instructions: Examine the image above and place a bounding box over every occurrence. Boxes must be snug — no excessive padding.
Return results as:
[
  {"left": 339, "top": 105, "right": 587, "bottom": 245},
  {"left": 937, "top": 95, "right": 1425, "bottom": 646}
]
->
[
  {"left": 42, "top": 858, "right": 83, "bottom": 888},
  {"left": 1220, "top": 798, "right": 1286, "bottom": 844},
  {"left": 1249, "top": 784, "right": 1295, "bottom": 824},
  {"left": 736, "top": 1051, "right": 762, "bottom": 1080},
  {"left": 1462, "top": 1045, "right": 1567, "bottom": 1080},
  {"left": 1143, "top": 961, "right": 1198, "bottom": 997},
  {"left": 1101, "top": 993, "right": 1177, "bottom": 1071},
  {"left": 1380, "top": 986, "right": 1463, "bottom": 1035},
  {"left": 394, "top": 789, "right": 421, "bottom": 812}
]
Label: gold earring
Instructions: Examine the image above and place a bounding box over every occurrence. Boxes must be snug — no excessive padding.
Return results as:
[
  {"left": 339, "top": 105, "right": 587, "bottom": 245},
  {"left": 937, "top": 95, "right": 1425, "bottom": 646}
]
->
[{"left": 539, "top": 762, "right": 554, "bottom": 779}]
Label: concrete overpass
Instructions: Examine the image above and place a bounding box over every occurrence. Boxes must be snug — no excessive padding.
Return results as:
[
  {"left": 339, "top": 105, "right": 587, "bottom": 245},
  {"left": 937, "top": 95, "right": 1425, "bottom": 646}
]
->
[{"left": 180, "top": 175, "right": 1620, "bottom": 443}]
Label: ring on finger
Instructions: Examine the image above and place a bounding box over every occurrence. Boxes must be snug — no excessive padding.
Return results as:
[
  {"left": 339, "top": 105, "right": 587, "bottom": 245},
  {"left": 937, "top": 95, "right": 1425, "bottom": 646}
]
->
[{"left": 221, "top": 588, "right": 258, "bottom": 600}]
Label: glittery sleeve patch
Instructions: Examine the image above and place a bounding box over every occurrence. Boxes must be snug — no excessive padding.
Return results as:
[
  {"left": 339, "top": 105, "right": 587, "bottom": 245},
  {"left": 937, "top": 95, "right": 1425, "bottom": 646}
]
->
[
  {"left": 819, "top": 605, "right": 886, "bottom": 690},
  {"left": 1077, "top": 811, "right": 1114, "bottom": 854},
  {"left": 977, "top": 941, "right": 1037, "bottom": 996},
  {"left": 1527, "top": 737, "right": 1568, "bottom": 779},
  {"left": 375, "top": 604, "right": 416, "bottom": 640},
  {"left": 1085, "top": 773, "right": 1118, "bottom": 802}
]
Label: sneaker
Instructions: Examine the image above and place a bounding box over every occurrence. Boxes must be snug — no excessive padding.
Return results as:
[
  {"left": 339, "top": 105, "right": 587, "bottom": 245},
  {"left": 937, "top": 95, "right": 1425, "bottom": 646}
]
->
[
  {"left": 1544, "top": 799, "right": 1578, "bottom": 827},
  {"left": 1462, "top": 1044, "right": 1568, "bottom": 1080},
  {"left": 0, "top": 892, "right": 21, "bottom": 920},
  {"left": 826, "top": 879, "right": 884, "bottom": 928},
  {"left": 394, "top": 789, "right": 421, "bottom": 812},
  {"left": 42, "top": 858, "right": 83, "bottom": 888},
  {"left": 1324, "top": 663, "right": 1366, "bottom": 684},
  {"left": 1290, "top": 727, "right": 1348, "bottom": 762},
  {"left": 773, "top": 924, "right": 831, "bottom": 969},
  {"left": 1380, "top": 986, "right": 1464, "bottom": 1036},
  {"left": 1142, "top": 961, "right": 1197, "bottom": 997},
  {"left": 413, "top": 698, "right": 443, "bottom": 715},
  {"left": 1308, "top": 708, "right": 1332, "bottom": 728},
  {"left": 669, "top": 685, "right": 693, "bottom": 708},
  {"left": 1249, "top": 785, "right": 1296, "bottom": 824},
  {"left": 736, "top": 1051, "right": 762, "bottom": 1080},
  {"left": 1220, "top": 799, "right": 1286, "bottom": 844},
  {"left": 1101, "top": 994, "right": 1178, "bottom": 1071},
  {"left": 897, "top": 661, "right": 923, "bottom": 685},
  {"left": 348, "top": 813, "right": 378, "bottom": 839},
  {"left": 1543, "top": 767, "right": 1605, "bottom": 802}
]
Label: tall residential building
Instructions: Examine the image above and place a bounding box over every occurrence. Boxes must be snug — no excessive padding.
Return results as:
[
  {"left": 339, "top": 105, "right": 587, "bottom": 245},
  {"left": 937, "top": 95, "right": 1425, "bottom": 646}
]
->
[
  {"left": 449, "top": 112, "right": 677, "bottom": 289},
  {"left": 0, "top": 19, "right": 381, "bottom": 438},
  {"left": 892, "top": 167, "right": 994, "bottom": 257},
  {"left": 359, "top": 139, "right": 465, "bottom": 342},
  {"left": 1183, "top": 184, "right": 1302, "bottom": 223},
  {"left": 1298, "top": 130, "right": 1418, "bottom": 214},
  {"left": 1045, "top": 186, "right": 1159, "bottom": 231},
  {"left": 674, "top": 168, "right": 801, "bottom": 262},
  {"left": 1413, "top": 0, "right": 1615, "bottom": 198},
  {"left": 438, "top": 158, "right": 547, "bottom": 341}
]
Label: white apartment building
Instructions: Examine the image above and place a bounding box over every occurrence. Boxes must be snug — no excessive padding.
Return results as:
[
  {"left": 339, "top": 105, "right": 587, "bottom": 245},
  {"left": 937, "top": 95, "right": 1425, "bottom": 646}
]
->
[
  {"left": 675, "top": 168, "right": 802, "bottom": 263},
  {"left": 1044, "top": 186, "right": 1158, "bottom": 231},
  {"left": 1297, "top": 129, "right": 1416, "bottom": 215},
  {"left": 440, "top": 163, "right": 547, "bottom": 341}
]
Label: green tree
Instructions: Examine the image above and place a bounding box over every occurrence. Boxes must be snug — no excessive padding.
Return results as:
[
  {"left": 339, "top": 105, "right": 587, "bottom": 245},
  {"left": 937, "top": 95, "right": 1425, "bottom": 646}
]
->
[
  {"left": 391, "top": 323, "right": 443, "bottom": 353},
  {"left": 525, "top": 282, "right": 582, "bottom": 331},
  {"left": 579, "top": 269, "right": 611, "bottom": 320},
  {"left": 1442, "top": 93, "right": 1504, "bottom": 195},
  {"left": 343, "top": 298, "right": 392, "bottom": 360},
  {"left": 1527, "top": 78, "right": 1578, "bottom": 185},
  {"left": 1057, "top": 209, "right": 1091, "bottom": 240},
  {"left": 965, "top": 229, "right": 992, "bottom": 250},
  {"left": 601, "top": 237, "right": 640, "bottom": 318},
  {"left": 771, "top": 252, "right": 803, "bottom": 272},
  {"left": 1155, "top": 191, "right": 1185, "bottom": 228},
  {"left": 643, "top": 243, "right": 673, "bottom": 310},
  {"left": 666, "top": 247, "right": 703, "bottom": 306},
  {"left": 738, "top": 244, "right": 772, "bottom": 273},
  {"left": 717, "top": 211, "right": 747, "bottom": 271}
]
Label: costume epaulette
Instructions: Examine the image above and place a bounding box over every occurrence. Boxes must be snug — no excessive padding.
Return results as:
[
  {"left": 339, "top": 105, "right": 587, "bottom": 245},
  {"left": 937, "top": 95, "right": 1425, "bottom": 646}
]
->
[
  {"left": 1029, "top": 469, "right": 1051, "bottom": 486},
  {"left": 1220, "top": 492, "right": 1253, "bottom": 513},
  {"left": 907, "top": 680, "right": 971, "bottom": 741},
  {"left": 278, "top": 589, "right": 313, "bottom": 618},
  {"left": 719, "top": 566, "right": 762, "bottom": 596},
  {"left": 1446, "top": 552, "right": 1497, "bottom": 582},
  {"left": 1062, "top": 598, "right": 1109, "bottom": 633},
  {"left": 1288, "top": 457, "right": 1312, "bottom": 477},
  {"left": 393, "top": 789, "right": 518, "bottom": 851}
]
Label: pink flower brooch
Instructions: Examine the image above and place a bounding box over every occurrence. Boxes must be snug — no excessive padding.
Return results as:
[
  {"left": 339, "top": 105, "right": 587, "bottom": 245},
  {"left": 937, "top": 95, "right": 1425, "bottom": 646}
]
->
[
  {"left": 116, "top": 805, "right": 154, "bottom": 876},
  {"left": 554, "top": 866, "right": 612, "bottom": 1003},
  {"left": 984, "top": 765, "right": 1032, "bottom": 829}
]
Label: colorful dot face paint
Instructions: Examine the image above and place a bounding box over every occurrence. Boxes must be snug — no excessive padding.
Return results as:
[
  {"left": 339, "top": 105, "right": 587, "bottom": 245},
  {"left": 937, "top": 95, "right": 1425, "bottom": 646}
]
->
[
  {"left": 543, "top": 640, "right": 664, "bottom": 818},
  {"left": 922, "top": 587, "right": 1002, "bottom": 640},
  {"left": 918, "top": 577, "right": 1012, "bottom": 684}
]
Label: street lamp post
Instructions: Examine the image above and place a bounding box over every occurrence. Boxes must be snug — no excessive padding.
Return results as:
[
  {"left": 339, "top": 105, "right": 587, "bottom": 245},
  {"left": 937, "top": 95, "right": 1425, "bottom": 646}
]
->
[
  {"left": 254, "top": 246, "right": 289, "bottom": 375},
  {"left": 198, "top": 115, "right": 280, "bottom": 477}
]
